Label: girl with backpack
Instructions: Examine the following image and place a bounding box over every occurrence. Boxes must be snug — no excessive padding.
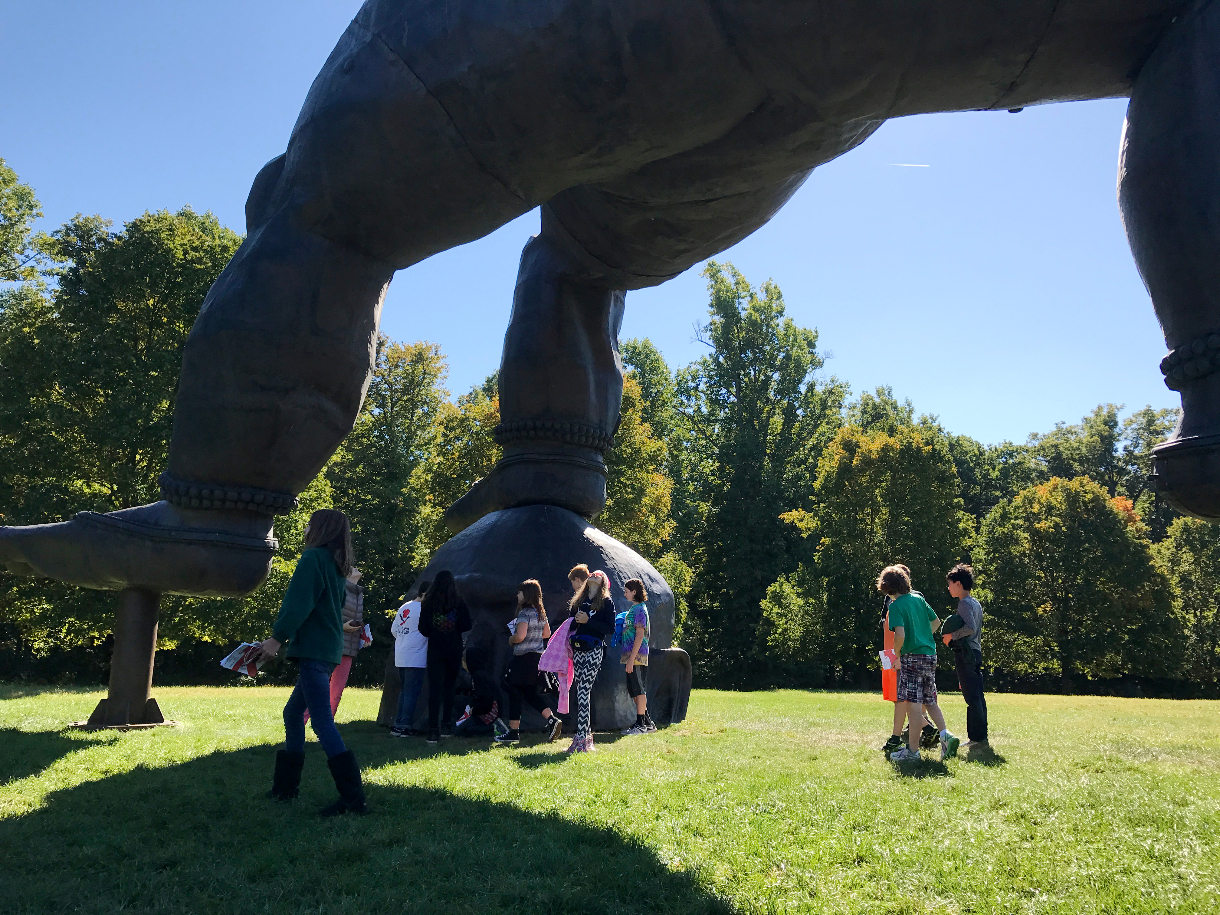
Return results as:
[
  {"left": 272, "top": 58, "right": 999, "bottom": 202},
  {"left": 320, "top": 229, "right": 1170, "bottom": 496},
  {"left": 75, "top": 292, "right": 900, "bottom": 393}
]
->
[
  {"left": 260, "top": 509, "right": 368, "bottom": 815},
  {"left": 565, "top": 570, "right": 615, "bottom": 753},
  {"left": 417, "top": 570, "right": 473, "bottom": 744},
  {"left": 495, "top": 579, "right": 564, "bottom": 745}
]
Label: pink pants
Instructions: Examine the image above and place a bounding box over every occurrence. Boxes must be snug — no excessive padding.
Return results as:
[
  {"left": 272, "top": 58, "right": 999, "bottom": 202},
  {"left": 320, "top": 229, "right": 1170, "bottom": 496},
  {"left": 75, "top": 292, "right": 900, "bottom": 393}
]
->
[{"left": 303, "top": 654, "right": 353, "bottom": 723}]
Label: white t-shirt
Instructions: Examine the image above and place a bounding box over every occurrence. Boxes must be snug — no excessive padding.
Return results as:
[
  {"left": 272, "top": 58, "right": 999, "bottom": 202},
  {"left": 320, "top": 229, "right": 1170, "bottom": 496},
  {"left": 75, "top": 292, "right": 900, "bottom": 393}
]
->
[{"left": 391, "top": 600, "right": 428, "bottom": 667}]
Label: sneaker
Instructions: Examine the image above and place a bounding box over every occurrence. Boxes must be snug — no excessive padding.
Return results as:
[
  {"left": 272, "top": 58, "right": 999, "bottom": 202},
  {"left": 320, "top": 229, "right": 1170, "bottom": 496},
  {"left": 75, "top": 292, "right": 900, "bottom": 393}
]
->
[
  {"left": 621, "top": 724, "right": 648, "bottom": 736},
  {"left": 565, "top": 736, "right": 585, "bottom": 754},
  {"left": 882, "top": 734, "right": 904, "bottom": 755},
  {"left": 889, "top": 747, "right": 922, "bottom": 762},
  {"left": 493, "top": 728, "right": 520, "bottom": 746},
  {"left": 390, "top": 726, "right": 412, "bottom": 738},
  {"left": 583, "top": 735, "right": 596, "bottom": 752},
  {"left": 545, "top": 715, "right": 563, "bottom": 743},
  {"left": 940, "top": 732, "right": 960, "bottom": 760},
  {"left": 920, "top": 724, "right": 940, "bottom": 749},
  {"left": 643, "top": 717, "right": 658, "bottom": 733},
  {"left": 426, "top": 728, "right": 440, "bottom": 745}
]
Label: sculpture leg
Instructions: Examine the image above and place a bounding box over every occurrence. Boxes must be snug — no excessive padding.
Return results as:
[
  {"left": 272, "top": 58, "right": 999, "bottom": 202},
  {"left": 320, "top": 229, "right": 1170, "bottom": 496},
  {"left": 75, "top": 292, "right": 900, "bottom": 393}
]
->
[
  {"left": 1120, "top": 1, "right": 1220, "bottom": 518},
  {"left": 444, "top": 227, "right": 626, "bottom": 531}
]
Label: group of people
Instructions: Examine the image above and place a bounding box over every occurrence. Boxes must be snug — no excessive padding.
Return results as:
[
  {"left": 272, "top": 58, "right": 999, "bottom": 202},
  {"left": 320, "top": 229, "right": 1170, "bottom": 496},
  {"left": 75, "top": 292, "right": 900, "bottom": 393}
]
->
[
  {"left": 878, "top": 562, "right": 988, "bottom": 762},
  {"left": 257, "top": 509, "right": 657, "bottom": 815},
  {"left": 388, "top": 561, "right": 656, "bottom": 755}
]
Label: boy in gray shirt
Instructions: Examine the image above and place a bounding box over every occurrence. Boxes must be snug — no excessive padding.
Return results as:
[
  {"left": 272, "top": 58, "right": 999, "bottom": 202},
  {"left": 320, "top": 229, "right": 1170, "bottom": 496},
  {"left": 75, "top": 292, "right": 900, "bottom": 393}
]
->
[{"left": 944, "top": 563, "right": 988, "bottom": 747}]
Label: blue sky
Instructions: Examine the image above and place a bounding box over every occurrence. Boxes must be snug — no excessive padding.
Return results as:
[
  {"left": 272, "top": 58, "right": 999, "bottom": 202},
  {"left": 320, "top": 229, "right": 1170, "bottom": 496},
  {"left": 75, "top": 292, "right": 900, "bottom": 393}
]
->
[{"left": 1, "top": 1, "right": 1178, "bottom": 446}]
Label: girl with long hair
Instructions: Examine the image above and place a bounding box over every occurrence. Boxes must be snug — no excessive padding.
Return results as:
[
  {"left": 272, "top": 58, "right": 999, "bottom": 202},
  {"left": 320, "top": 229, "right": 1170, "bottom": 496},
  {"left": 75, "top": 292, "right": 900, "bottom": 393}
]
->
[
  {"left": 417, "top": 569, "right": 472, "bottom": 744},
  {"left": 565, "top": 570, "right": 615, "bottom": 753},
  {"left": 618, "top": 578, "right": 656, "bottom": 735},
  {"left": 495, "top": 579, "right": 563, "bottom": 746},
  {"left": 260, "top": 509, "right": 367, "bottom": 815}
]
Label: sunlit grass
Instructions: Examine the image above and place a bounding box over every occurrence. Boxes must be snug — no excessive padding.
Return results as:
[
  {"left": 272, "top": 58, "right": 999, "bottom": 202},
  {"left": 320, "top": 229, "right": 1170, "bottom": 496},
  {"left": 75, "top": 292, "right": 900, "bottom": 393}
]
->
[{"left": 1, "top": 685, "right": 1216, "bottom": 914}]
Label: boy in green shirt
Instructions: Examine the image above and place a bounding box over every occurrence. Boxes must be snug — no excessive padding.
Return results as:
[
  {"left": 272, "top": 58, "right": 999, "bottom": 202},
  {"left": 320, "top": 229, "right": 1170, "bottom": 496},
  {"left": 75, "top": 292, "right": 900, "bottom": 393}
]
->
[{"left": 877, "top": 565, "right": 960, "bottom": 762}]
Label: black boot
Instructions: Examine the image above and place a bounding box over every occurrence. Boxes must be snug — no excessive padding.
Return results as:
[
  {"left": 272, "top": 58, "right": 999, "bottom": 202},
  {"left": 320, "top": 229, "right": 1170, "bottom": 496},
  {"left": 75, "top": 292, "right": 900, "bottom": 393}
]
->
[
  {"left": 319, "top": 750, "right": 369, "bottom": 816},
  {"left": 266, "top": 749, "right": 305, "bottom": 801}
]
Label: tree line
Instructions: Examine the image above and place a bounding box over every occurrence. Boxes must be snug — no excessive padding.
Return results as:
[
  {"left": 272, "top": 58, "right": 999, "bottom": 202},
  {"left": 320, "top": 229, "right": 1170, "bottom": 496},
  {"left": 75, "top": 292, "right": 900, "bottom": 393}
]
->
[{"left": 2, "top": 161, "right": 1217, "bottom": 696}]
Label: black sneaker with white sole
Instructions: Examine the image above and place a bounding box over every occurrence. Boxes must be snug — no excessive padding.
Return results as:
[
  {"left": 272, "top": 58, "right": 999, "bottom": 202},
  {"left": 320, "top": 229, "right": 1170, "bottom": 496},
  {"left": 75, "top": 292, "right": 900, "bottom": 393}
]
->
[
  {"left": 493, "top": 728, "right": 520, "bottom": 746},
  {"left": 545, "top": 715, "right": 563, "bottom": 742}
]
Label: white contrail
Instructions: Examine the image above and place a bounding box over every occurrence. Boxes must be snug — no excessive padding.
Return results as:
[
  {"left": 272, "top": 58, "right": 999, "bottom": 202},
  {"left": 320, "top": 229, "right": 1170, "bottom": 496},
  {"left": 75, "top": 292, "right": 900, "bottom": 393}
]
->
[{"left": 891, "top": 163, "right": 931, "bottom": 167}]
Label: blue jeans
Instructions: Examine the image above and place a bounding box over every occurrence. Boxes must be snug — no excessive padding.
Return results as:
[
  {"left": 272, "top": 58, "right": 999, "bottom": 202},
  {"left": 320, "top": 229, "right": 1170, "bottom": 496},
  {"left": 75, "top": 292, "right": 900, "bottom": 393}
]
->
[
  {"left": 283, "top": 658, "right": 347, "bottom": 757},
  {"left": 394, "top": 666, "right": 426, "bottom": 730}
]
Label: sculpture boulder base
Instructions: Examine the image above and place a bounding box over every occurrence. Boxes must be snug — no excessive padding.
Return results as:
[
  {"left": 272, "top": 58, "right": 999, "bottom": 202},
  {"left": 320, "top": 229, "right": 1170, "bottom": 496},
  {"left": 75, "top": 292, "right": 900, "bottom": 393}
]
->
[{"left": 378, "top": 505, "right": 691, "bottom": 733}]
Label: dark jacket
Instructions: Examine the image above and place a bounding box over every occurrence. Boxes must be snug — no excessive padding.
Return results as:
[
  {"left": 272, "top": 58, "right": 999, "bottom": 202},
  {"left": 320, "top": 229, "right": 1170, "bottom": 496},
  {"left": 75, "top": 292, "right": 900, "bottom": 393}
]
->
[
  {"left": 271, "top": 547, "right": 346, "bottom": 665},
  {"left": 418, "top": 597, "right": 472, "bottom": 660},
  {"left": 569, "top": 596, "right": 615, "bottom": 651}
]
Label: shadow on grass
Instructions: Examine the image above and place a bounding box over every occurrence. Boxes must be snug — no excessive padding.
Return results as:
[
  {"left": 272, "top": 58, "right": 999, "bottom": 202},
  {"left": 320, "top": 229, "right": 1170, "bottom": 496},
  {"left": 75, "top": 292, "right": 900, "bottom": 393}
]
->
[
  {"left": 889, "top": 757, "right": 951, "bottom": 779},
  {"left": 0, "top": 727, "right": 736, "bottom": 915},
  {"left": 965, "top": 745, "right": 1007, "bottom": 767},
  {"left": 0, "top": 728, "right": 114, "bottom": 784}
]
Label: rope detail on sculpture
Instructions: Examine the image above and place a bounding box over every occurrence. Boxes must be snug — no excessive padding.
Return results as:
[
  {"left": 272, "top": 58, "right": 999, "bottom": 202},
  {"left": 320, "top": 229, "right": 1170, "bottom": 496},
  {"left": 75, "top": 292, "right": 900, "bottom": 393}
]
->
[
  {"left": 1160, "top": 332, "right": 1220, "bottom": 390},
  {"left": 492, "top": 420, "right": 615, "bottom": 452},
  {"left": 158, "top": 472, "right": 299, "bottom": 515}
]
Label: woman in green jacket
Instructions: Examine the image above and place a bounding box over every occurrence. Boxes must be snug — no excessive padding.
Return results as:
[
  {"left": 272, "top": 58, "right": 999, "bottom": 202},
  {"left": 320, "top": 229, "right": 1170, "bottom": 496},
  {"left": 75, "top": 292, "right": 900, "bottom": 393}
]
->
[{"left": 259, "top": 509, "right": 368, "bottom": 815}]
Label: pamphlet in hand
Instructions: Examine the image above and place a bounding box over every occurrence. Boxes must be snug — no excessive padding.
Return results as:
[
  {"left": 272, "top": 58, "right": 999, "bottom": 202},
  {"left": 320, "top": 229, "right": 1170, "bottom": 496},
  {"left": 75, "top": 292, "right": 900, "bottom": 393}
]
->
[
  {"left": 221, "top": 642, "right": 265, "bottom": 678},
  {"left": 359, "top": 623, "right": 373, "bottom": 649},
  {"left": 879, "top": 648, "right": 898, "bottom": 671}
]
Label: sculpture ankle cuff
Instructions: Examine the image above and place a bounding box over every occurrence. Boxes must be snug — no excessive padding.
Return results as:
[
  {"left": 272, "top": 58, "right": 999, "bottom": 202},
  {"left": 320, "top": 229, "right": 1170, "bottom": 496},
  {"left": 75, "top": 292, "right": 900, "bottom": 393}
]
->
[
  {"left": 493, "top": 420, "right": 616, "bottom": 452},
  {"left": 1160, "top": 332, "right": 1220, "bottom": 390},
  {"left": 158, "top": 472, "right": 298, "bottom": 515}
]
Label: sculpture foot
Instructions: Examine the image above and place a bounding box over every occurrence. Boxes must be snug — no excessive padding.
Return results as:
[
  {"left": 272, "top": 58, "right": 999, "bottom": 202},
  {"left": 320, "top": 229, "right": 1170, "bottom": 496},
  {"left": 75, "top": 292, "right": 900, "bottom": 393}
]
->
[
  {"left": 443, "top": 453, "right": 607, "bottom": 534},
  {"left": 0, "top": 501, "right": 276, "bottom": 596}
]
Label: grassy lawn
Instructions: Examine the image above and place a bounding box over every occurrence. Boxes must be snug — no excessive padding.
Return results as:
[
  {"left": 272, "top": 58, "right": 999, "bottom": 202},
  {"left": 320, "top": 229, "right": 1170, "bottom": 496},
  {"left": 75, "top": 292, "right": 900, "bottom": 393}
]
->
[{"left": 1, "top": 686, "right": 1217, "bottom": 914}]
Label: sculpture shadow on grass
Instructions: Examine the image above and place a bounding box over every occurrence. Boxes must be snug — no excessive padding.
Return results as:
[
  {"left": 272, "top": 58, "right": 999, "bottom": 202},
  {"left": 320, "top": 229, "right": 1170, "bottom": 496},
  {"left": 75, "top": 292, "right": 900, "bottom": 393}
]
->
[
  {"left": 0, "top": 726, "right": 736, "bottom": 915},
  {"left": 0, "top": 727, "right": 116, "bottom": 784}
]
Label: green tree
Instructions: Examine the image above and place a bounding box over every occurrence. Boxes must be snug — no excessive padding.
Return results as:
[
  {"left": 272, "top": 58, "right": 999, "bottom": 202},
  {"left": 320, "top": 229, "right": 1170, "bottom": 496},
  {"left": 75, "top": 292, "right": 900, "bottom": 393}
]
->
[
  {"left": 327, "top": 338, "right": 448, "bottom": 619},
  {"left": 417, "top": 376, "right": 502, "bottom": 555},
  {"left": 774, "top": 425, "right": 971, "bottom": 683},
  {"left": 0, "top": 209, "right": 242, "bottom": 524},
  {"left": 678, "top": 262, "right": 847, "bottom": 686},
  {"left": 0, "top": 158, "right": 44, "bottom": 284},
  {"left": 975, "top": 477, "right": 1176, "bottom": 689},
  {"left": 1154, "top": 517, "right": 1220, "bottom": 690},
  {"left": 0, "top": 208, "right": 242, "bottom": 648},
  {"left": 1026, "top": 404, "right": 1180, "bottom": 539},
  {"left": 600, "top": 375, "right": 674, "bottom": 558}
]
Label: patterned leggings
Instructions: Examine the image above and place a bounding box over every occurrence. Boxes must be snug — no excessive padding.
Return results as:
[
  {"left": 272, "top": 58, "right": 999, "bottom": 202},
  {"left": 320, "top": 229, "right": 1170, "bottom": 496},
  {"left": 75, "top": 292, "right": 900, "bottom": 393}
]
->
[{"left": 572, "top": 648, "right": 603, "bottom": 740}]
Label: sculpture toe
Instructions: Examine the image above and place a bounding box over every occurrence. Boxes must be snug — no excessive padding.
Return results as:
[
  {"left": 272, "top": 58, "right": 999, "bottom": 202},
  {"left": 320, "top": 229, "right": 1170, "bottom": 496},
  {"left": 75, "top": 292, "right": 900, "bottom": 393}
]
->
[{"left": 0, "top": 501, "right": 276, "bottom": 596}]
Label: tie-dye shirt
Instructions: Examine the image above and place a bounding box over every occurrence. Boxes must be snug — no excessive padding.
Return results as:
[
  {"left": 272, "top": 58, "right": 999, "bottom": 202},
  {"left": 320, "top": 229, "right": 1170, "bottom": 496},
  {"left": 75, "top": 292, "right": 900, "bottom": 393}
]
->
[{"left": 618, "top": 603, "right": 650, "bottom": 666}]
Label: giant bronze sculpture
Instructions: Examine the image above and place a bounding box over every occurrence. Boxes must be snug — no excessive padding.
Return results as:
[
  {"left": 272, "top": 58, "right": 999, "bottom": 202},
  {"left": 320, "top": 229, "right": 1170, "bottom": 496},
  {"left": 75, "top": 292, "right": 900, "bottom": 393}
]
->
[{"left": 2, "top": 1, "right": 1217, "bottom": 726}]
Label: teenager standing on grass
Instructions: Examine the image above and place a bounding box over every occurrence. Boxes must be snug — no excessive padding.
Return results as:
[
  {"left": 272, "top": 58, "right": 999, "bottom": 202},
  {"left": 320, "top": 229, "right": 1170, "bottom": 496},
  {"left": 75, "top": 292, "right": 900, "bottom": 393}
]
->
[
  {"left": 304, "top": 566, "right": 364, "bottom": 725},
  {"left": 618, "top": 578, "right": 656, "bottom": 736},
  {"left": 943, "top": 564, "right": 988, "bottom": 749},
  {"left": 496, "top": 579, "right": 563, "bottom": 746},
  {"left": 567, "top": 570, "right": 615, "bottom": 753},
  {"left": 418, "top": 570, "right": 472, "bottom": 745},
  {"left": 877, "top": 565, "right": 960, "bottom": 763},
  {"left": 389, "top": 579, "right": 430, "bottom": 737},
  {"left": 260, "top": 509, "right": 368, "bottom": 815}
]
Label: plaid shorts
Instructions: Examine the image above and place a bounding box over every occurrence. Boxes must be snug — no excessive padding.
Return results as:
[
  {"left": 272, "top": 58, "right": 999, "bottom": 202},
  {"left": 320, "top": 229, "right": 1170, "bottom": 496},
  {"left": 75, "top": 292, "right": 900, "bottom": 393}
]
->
[{"left": 896, "top": 653, "right": 938, "bottom": 705}]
